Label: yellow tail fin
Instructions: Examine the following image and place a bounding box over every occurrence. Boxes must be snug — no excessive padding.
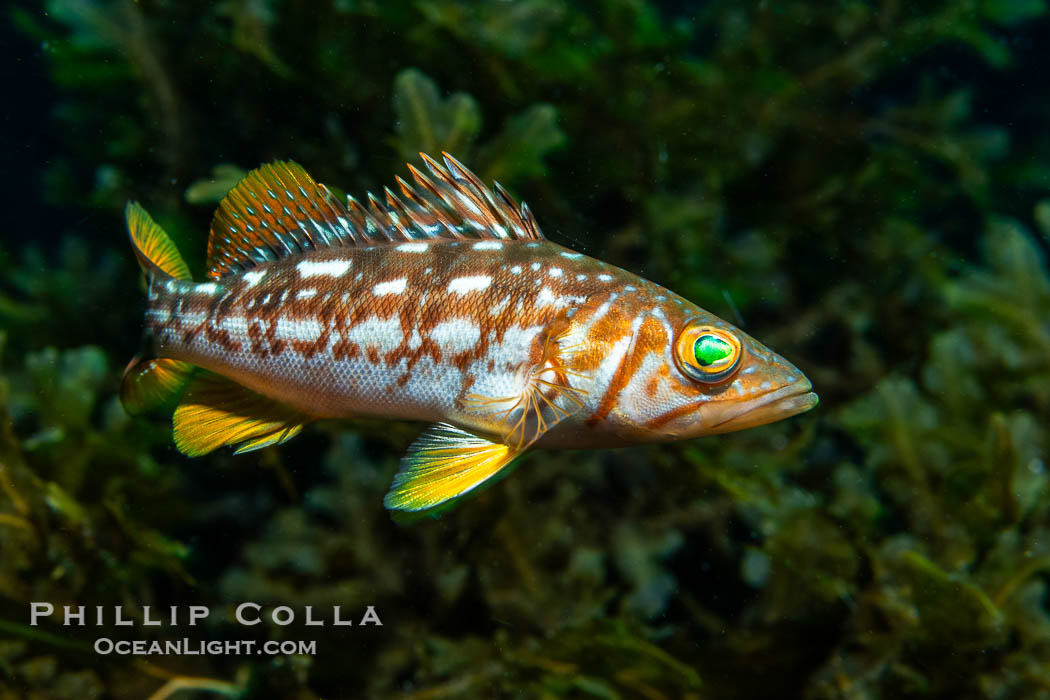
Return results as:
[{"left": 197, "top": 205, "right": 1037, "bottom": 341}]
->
[
  {"left": 125, "top": 202, "right": 191, "bottom": 281},
  {"left": 120, "top": 202, "right": 195, "bottom": 416}
]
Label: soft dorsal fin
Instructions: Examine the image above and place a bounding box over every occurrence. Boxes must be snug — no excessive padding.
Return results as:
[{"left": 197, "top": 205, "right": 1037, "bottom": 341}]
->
[
  {"left": 206, "top": 153, "right": 544, "bottom": 279},
  {"left": 207, "top": 161, "right": 361, "bottom": 279}
]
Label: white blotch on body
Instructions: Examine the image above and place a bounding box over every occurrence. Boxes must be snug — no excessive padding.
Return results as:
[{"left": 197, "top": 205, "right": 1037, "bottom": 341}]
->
[
  {"left": 345, "top": 315, "right": 403, "bottom": 354},
  {"left": 472, "top": 241, "right": 503, "bottom": 251},
  {"left": 447, "top": 275, "right": 492, "bottom": 294},
  {"left": 194, "top": 283, "right": 219, "bottom": 295},
  {"left": 465, "top": 325, "right": 545, "bottom": 401},
  {"left": 276, "top": 317, "right": 323, "bottom": 341},
  {"left": 218, "top": 316, "right": 248, "bottom": 336},
  {"left": 297, "top": 259, "right": 351, "bottom": 278},
  {"left": 536, "top": 287, "right": 560, "bottom": 308},
  {"left": 243, "top": 270, "right": 266, "bottom": 287},
  {"left": 177, "top": 311, "right": 207, "bottom": 327},
  {"left": 495, "top": 325, "right": 544, "bottom": 358},
  {"left": 397, "top": 242, "right": 429, "bottom": 253},
  {"left": 373, "top": 278, "right": 408, "bottom": 296},
  {"left": 590, "top": 334, "right": 632, "bottom": 406},
  {"left": 619, "top": 349, "right": 669, "bottom": 422},
  {"left": 429, "top": 319, "right": 481, "bottom": 355},
  {"left": 536, "top": 286, "right": 586, "bottom": 309},
  {"left": 297, "top": 289, "right": 317, "bottom": 300}
]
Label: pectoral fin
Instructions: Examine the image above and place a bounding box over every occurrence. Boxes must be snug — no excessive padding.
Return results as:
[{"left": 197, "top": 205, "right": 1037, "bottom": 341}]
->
[
  {"left": 173, "top": 372, "right": 310, "bottom": 457},
  {"left": 462, "top": 318, "right": 589, "bottom": 449},
  {"left": 383, "top": 423, "right": 522, "bottom": 513}
]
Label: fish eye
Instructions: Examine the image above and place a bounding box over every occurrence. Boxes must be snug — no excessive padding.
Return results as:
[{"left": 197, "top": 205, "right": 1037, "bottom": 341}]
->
[{"left": 674, "top": 324, "right": 743, "bottom": 384}]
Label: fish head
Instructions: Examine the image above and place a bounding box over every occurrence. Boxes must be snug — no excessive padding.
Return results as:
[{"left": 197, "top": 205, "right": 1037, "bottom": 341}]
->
[{"left": 581, "top": 290, "right": 818, "bottom": 443}]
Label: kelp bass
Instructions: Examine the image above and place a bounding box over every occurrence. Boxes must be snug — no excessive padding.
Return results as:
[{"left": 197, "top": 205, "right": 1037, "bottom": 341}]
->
[{"left": 120, "top": 153, "right": 817, "bottom": 515}]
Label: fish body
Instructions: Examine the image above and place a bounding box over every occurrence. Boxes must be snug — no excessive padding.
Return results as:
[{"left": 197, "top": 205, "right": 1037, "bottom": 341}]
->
[{"left": 122, "top": 154, "right": 817, "bottom": 514}]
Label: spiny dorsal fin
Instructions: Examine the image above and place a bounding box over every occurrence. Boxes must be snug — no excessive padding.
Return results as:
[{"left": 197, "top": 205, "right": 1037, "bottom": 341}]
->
[
  {"left": 173, "top": 372, "right": 310, "bottom": 456},
  {"left": 346, "top": 152, "right": 545, "bottom": 243},
  {"left": 206, "top": 153, "right": 544, "bottom": 279}
]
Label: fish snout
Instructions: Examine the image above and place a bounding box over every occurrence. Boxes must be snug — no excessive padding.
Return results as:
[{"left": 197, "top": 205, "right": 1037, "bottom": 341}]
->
[{"left": 698, "top": 373, "right": 818, "bottom": 435}]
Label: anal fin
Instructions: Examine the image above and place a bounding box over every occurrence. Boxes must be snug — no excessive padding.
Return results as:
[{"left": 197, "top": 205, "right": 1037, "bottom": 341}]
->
[
  {"left": 173, "top": 372, "right": 310, "bottom": 457},
  {"left": 383, "top": 423, "right": 521, "bottom": 514}
]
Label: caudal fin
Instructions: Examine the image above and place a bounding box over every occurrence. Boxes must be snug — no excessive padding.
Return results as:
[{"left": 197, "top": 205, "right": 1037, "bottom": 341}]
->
[
  {"left": 125, "top": 202, "right": 192, "bottom": 282},
  {"left": 121, "top": 202, "right": 195, "bottom": 415}
]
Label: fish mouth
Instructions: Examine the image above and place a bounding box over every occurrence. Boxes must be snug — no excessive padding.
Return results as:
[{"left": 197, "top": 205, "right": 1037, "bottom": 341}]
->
[{"left": 704, "top": 377, "right": 819, "bottom": 434}]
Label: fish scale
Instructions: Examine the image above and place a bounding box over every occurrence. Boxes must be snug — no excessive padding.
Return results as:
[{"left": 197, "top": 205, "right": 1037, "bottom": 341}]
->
[
  {"left": 120, "top": 153, "right": 817, "bottom": 516},
  {"left": 148, "top": 240, "right": 617, "bottom": 427}
]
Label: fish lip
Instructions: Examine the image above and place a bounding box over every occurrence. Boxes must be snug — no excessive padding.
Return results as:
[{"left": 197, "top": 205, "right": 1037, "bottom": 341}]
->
[{"left": 709, "top": 377, "right": 819, "bottom": 431}]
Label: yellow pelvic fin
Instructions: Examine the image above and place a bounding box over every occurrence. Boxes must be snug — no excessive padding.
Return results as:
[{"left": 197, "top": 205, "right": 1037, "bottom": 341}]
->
[
  {"left": 383, "top": 423, "right": 522, "bottom": 513},
  {"left": 125, "top": 202, "right": 192, "bottom": 280},
  {"left": 173, "top": 372, "right": 310, "bottom": 457},
  {"left": 120, "top": 357, "right": 195, "bottom": 415}
]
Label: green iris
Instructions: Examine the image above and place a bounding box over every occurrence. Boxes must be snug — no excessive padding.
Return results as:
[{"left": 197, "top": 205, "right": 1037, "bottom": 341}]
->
[{"left": 694, "top": 334, "right": 734, "bottom": 367}]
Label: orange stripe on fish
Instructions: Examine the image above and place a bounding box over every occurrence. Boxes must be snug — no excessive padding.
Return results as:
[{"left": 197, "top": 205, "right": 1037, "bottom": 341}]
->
[{"left": 120, "top": 153, "right": 818, "bottom": 517}]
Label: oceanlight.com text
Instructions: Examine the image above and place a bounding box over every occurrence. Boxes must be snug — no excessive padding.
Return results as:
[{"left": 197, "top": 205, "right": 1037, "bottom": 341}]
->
[{"left": 94, "top": 638, "right": 317, "bottom": 656}]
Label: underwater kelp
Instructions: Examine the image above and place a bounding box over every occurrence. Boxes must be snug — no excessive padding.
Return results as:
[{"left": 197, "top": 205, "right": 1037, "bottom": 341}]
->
[{"left": 6, "top": 0, "right": 1050, "bottom": 697}]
